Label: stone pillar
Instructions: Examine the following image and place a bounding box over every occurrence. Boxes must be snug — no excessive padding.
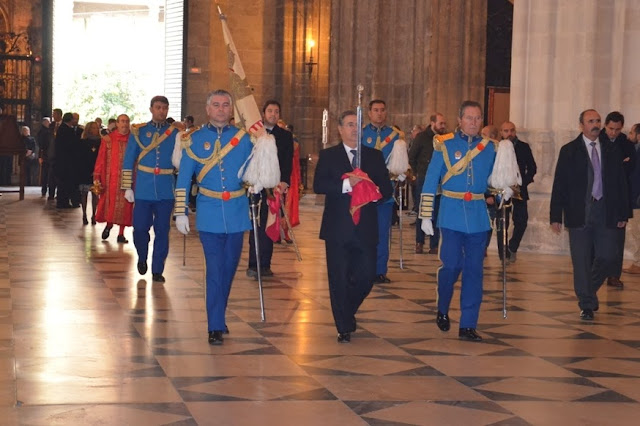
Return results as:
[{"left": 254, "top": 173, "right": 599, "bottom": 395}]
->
[{"left": 510, "top": 0, "right": 640, "bottom": 254}]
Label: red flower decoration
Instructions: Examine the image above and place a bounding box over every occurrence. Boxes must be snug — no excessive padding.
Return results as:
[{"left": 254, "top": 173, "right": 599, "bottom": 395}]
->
[
  {"left": 463, "top": 191, "right": 472, "bottom": 201},
  {"left": 384, "top": 137, "right": 390, "bottom": 143},
  {"left": 222, "top": 191, "right": 230, "bottom": 201},
  {"left": 230, "top": 138, "right": 239, "bottom": 146},
  {"left": 476, "top": 143, "right": 485, "bottom": 151},
  {"left": 165, "top": 129, "right": 172, "bottom": 136}
]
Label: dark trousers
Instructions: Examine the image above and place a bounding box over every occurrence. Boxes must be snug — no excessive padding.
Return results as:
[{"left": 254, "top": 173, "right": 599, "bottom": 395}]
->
[
  {"left": 567, "top": 199, "right": 618, "bottom": 310},
  {"left": 47, "top": 163, "right": 57, "bottom": 199},
  {"left": 496, "top": 198, "right": 528, "bottom": 255},
  {"left": 248, "top": 190, "right": 274, "bottom": 269},
  {"left": 611, "top": 226, "right": 625, "bottom": 278},
  {"left": 200, "top": 231, "right": 243, "bottom": 332},
  {"left": 41, "top": 163, "right": 51, "bottom": 196},
  {"left": 325, "top": 235, "right": 376, "bottom": 333},
  {"left": 132, "top": 199, "right": 173, "bottom": 274},
  {"left": 56, "top": 176, "right": 74, "bottom": 207}
]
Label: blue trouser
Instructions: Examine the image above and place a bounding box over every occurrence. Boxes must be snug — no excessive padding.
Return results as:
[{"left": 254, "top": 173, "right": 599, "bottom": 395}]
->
[
  {"left": 437, "top": 228, "right": 487, "bottom": 328},
  {"left": 376, "top": 202, "right": 393, "bottom": 275},
  {"left": 133, "top": 199, "right": 173, "bottom": 274},
  {"left": 200, "top": 231, "right": 244, "bottom": 331}
]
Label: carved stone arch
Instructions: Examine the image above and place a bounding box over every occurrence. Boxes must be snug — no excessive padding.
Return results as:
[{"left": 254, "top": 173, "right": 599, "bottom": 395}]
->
[{"left": 0, "top": 5, "right": 9, "bottom": 34}]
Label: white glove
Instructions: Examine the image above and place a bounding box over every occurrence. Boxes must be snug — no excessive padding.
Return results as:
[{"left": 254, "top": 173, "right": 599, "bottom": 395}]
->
[
  {"left": 421, "top": 219, "right": 434, "bottom": 236},
  {"left": 124, "top": 189, "right": 135, "bottom": 203},
  {"left": 397, "top": 173, "right": 406, "bottom": 182},
  {"left": 502, "top": 186, "right": 514, "bottom": 202},
  {"left": 175, "top": 215, "right": 190, "bottom": 235}
]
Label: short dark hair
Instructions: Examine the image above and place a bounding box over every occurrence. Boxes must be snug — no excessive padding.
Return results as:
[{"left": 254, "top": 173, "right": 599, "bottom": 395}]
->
[
  {"left": 150, "top": 95, "right": 169, "bottom": 107},
  {"left": 262, "top": 100, "right": 281, "bottom": 113},
  {"left": 62, "top": 112, "right": 73, "bottom": 123},
  {"left": 579, "top": 109, "right": 597, "bottom": 124},
  {"left": 185, "top": 115, "right": 194, "bottom": 124},
  {"left": 458, "top": 101, "right": 482, "bottom": 118},
  {"left": 338, "top": 110, "right": 356, "bottom": 126},
  {"left": 605, "top": 111, "right": 624, "bottom": 126},
  {"left": 286, "top": 124, "right": 294, "bottom": 132},
  {"left": 368, "top": 99, "right": 386, "bottom": 110},
  {"left": 430, "top": 112, "right": 443, "bottom": 123},
  {"left": 53, "top": 108, "right": 62, "bottom": 115},
  {"left": 108, "top": 118, "right": 117, "bottom": 124}
]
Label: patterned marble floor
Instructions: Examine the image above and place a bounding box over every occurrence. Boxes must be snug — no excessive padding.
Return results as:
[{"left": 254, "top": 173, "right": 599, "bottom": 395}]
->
[{"left": 2, "top": 188, "right": 640, "bottom": 425}]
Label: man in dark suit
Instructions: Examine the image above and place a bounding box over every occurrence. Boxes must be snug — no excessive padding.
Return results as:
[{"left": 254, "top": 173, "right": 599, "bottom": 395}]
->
[
  {"left": 314, "top": 110, "right": 393, "bottom": 343},
  {"left": 599, "top": 111, "right": 636, "bottom": 288},
  {"left": 409, "top": 112, "right": 447, "bottom": 254},
  {"left": 496, "top": 121, "right": 537, "bottom": 262},
  {"left": 247, "top": 100, "right": 294, "bottom": 279},
  {"left": 54, "top": 112, "right": 80, "bottom": 209},
  {"left": 550, "top": 109, "right": 629, "bottom": 321}
]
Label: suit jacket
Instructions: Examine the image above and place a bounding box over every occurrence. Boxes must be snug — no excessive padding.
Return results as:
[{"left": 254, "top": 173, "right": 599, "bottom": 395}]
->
[
  {"left": 408, "top": 126, "right": 435, "bottom": 179},
  {"left": 550, "top": 135, "right": 629, "bottom": 228},
  {"left": 314, "top": 143, "right": 393, "bottom": 246},
  {"left": 600, "top": 129, "right": 636, "bottom": 217},
  {"left": 270, "top": 125, "right": 294, "bottom": 185},
  {"left": 513, "top": 138, "right": 537, "bottom": 200}
]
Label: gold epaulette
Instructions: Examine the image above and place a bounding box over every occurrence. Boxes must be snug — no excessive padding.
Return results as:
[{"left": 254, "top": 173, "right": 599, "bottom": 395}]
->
[
  {"left": 433, "top": 132, "right": 454, "bottom": 151},
  {"left": 130, "top": 123, "right": 146, "bottom": 136},
  {"left": 181, "top": 126, "right": 201, "bottom": 139}
]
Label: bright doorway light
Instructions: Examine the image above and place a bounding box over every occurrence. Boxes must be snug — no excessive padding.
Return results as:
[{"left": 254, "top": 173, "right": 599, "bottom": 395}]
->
[{"left": 52, "top": 0, "right": 183, "bottom": 124}]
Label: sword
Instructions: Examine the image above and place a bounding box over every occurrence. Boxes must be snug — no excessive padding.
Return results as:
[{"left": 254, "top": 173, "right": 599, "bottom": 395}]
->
[
  {"left": 497, "top": 190, "right": 508, "bottom": 319},
  {"left": 250, "top": 191, "right": 266, "bottom": 321},
  {"left": 355, "top": 84, "right": 364, "bottom": 168},
  {"left": 182, "top": 234, "right": 186, "bottom": 266},
  {"left": 398, "top": 180, "right": 404, "bottom": 269},
  {"left": 280, "top": 202, "right": 302, "bottom": 261}
]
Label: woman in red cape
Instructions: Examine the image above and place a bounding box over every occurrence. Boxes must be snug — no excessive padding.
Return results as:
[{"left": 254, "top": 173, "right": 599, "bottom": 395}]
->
[{"left": 93, "top": 114, "right": 133, "bottom": 243}]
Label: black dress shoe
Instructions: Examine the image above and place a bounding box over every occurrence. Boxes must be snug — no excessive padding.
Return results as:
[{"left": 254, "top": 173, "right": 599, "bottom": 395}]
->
[
  {"left": 261, "top": 268, "right": 274, "bottom": 277},
  {"left": 436, "top": 311, "right": 450, "bottom": 332},
  {"left": 374, "top": 274, "right": 391, "bottom": 284},
  {"left": 117, "top": 235, "right": 128, "bottom": 244},
  {"left": 580, "top": 309, "right": 594, "bottom": 320},
  {"left": 224, "top": 325, "right": 230, "bottom": 334},
  {"left": 208, "top": 331, "right": 224, "bottom": 345},
  {"left": 337, "top": 332, "right": 351, "bottom": 343},
  {"left": 102, "top": 226, "right": 112, "bottom": 240},
  {"left": 82, "top": 216, "right": 89, "bottom": 225},
  {"left": 152, "top": 273, "right": 165, "bottom": 283},
  {"left": 137, "top": 261, "right": 148, "bottom": 275},
  {"left": 458, "top": 328, "right": 482, "bottom": 342}
]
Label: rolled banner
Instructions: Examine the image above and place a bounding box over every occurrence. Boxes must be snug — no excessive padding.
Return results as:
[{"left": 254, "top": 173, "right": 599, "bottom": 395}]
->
[{"left": 218, "top": 6, "right": 264, "bottom": 135}]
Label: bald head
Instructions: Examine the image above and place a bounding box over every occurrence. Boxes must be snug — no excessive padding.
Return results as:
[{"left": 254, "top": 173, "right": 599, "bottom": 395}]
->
[
  {"left": 500, "top": 121, "right": 516, "bottom": 141},
  {"left": 481, "top": 125, "right": 498, "bottom": 140}
]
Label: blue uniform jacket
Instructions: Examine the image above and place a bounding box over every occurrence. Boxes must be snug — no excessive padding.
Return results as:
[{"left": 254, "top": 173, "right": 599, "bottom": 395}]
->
[
  {"left": 420, "top": 131, "right": 496, "bottom": 233},
  {"left": 362, "top": 123, "right": 401, "bottom": 204},
  {"left": 175, "top": 123, "right": 253, "bottom": 234},
  {"left": 121, "top": 121, "right": 178, "bottom": 201}
]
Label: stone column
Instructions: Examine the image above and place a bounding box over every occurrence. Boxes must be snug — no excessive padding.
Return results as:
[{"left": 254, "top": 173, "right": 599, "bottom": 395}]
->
[{"left": 510, "top": 0, "right": 640, "bottom": 254}]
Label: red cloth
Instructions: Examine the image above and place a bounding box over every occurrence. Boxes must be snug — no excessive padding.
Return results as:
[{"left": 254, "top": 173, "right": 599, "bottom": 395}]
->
[
  {"left": 93, "top": 131, "right": 133, "bottom": 226},
  {"left": 341, "top": 168, "right": 382, "bottom": 224},
  {"left": 265, "top": 191, "right": 282, "bottom": 242},
  {"left": 285, "top": 141, "right": 301, "bottom": 227}
]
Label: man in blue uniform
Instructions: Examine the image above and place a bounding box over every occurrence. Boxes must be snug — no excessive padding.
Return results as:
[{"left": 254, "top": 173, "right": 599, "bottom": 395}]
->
[
  {"left": 121, "top": 95, "right": 179, "bottom": 283},
  {"left": 361, "top": 99, "right": 402, "bottom": 283},
  {"left": 420, "top": 100, "right": 496, "bottom": 342},
  {"left": 174, "top": 89, "right": 253, "bottom": 345}
]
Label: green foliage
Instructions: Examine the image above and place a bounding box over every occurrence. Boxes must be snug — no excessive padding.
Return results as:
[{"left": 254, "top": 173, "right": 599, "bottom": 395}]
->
[{"left": 63, "top": 69, "right": 149, "bottom": 123}]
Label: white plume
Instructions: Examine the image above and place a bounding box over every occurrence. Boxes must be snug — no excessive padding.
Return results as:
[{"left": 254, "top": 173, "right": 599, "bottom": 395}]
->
[
  {"left": 387, "top": 139, "right": 409, "bottom": 175},
  {"left": 238, "top": 133, "right": 280, "bottom": 193},
  {"left": 488, "top": 139, "right": 521, "bottom": 200}
]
